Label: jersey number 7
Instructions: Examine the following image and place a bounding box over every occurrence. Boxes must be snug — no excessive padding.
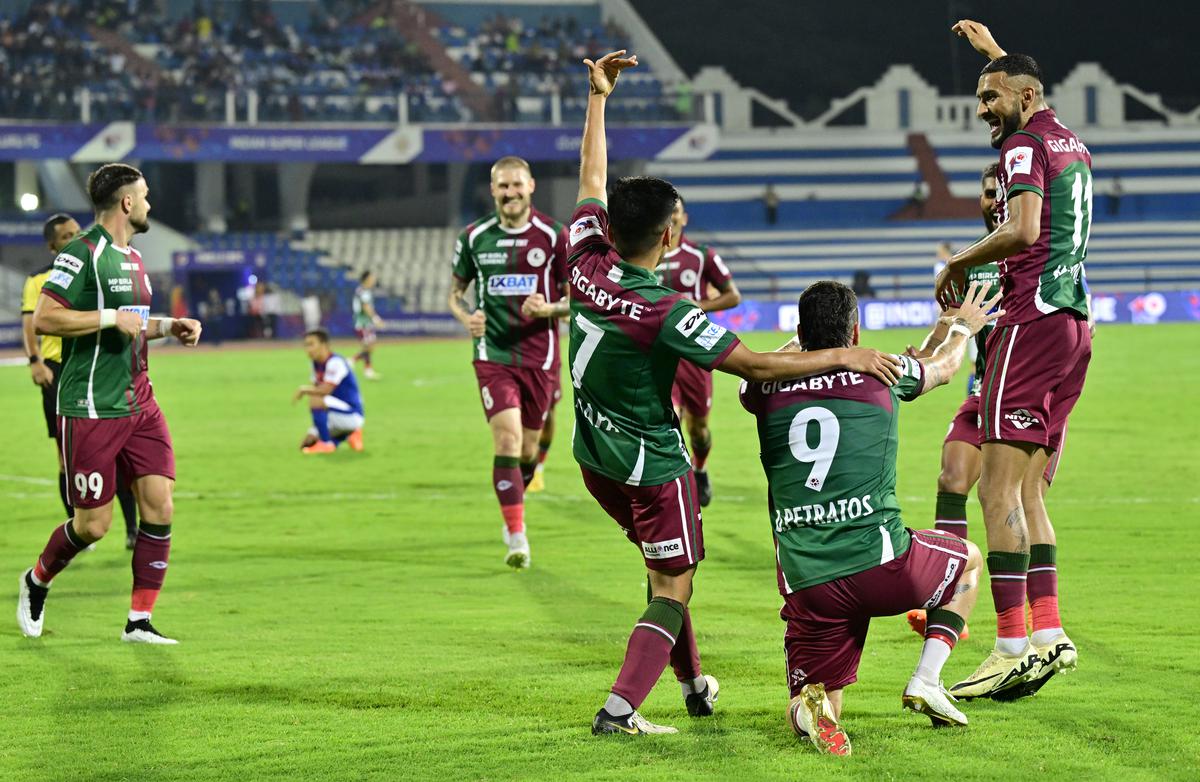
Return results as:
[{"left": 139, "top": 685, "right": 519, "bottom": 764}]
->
[{"left": 570, "top": 313, "right": 605, "bottom": 389}]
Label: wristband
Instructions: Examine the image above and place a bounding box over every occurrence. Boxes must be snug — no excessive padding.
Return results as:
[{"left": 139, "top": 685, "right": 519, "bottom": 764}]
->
[
  {"left": 947, "top": 324, "right": 972, "bottom": 340},
  {"left": 158, "top": 317, "right": 176, "bottom": 337},
  {"left": 29, "top": 355, "right": 41, "bottom": 364},
  {"left": 99, "top": 309, "right": 117, "bottom": 328}
]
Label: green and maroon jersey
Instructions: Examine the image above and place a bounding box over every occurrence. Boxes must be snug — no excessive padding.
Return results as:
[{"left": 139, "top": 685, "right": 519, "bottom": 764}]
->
[
  {"left": 567, "top": 199, "right": 740, "bottom": 486},
  {"left": 949, "top": 256, "right": 1002, "bottom": 395},
  {"left": 40, "top": 224, "right": 155, "bottom": 419},
  {"left": 452, "top": 207, "right": 568, "bottom": 371},
  {"left": 656, "top": 236, "right": 733, "bottom": 300},
  {"left": 739, "top": 354, "right": 925, "bottom": 592},
  {"left": 995, "top": 109, "right": 1092, "bottom": 325}
]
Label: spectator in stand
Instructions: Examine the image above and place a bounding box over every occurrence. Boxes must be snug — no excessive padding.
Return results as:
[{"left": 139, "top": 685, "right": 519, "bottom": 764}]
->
[{"left": 764, "top": 184, "right": 780, "bottom": 225}]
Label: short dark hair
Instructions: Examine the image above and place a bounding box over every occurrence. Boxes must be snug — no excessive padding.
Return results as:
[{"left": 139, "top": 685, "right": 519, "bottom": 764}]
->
[
  {"left": 42, "top": 213, "right": 75, "bottom": 243},
  {"left": 360, "top": 270, "right": 373, "bottom": 282},
  {"left": 87, "top": 163, "right": 144, "bottom": 211},
  {"left": 981, "top": 54, "right": 1043, "bottom": 84},
  {"left": 981, "top": 162, "right": 999, "bottom": 182},
  {"left": 304, "top": 328, "right": 330, "bottom": 344},
  {"left": 608, "top": 176, "right": 679, "bottom": 257},
  {"left": 796, "top": 281, "right": 859, "bottom": 350}
]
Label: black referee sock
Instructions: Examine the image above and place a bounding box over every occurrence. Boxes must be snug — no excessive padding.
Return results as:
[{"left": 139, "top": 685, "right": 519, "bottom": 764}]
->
[
  {"left": 520, "top": 460, "right": 537, "bottom": 488},
  {"left": 116, "top": 486, "right": 138, "bottom": 537},
  {"left": 57, "top": 472, "right": 72, "bottom": 518}
]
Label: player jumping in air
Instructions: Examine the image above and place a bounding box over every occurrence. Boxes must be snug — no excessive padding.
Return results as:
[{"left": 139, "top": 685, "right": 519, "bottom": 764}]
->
[
  {"left": 352, "top": 271, "right": 383, "bottom": 380},
  {"left": 904, "top": 163, "right": 1002, "bottom": 639},
  {"left": 935, "top": 20, "right": 1092, "bottom": 700},
  {"left": 16, "top": 163, "right": 203, "bottom": 644},
  {"left": 573, "top": 51, "right": 905, "bottom": 737},
  {"left": 741, "top": 280, "right": 1001, "bottom": 755},
  {"left": 656, "top": 197, "right": 741, "bottom": 506},
  {"left": 448, "top": 156, "right": 569, "bottom": 569},
  {"left": 295, "top": 328, "right": 365, "bottom": 454},
  {"left": 25, "top": 214, "right": 140, "bottom": 550}
]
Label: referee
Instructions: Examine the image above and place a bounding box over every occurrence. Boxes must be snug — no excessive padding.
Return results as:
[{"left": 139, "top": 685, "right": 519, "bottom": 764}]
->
[{"left": 23, "top": 214, "right": 139, "bottom": 549}]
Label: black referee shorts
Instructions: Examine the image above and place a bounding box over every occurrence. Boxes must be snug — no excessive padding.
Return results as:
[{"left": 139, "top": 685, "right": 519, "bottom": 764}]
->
[{"left": 40, "top": 359, "right": 61, "bottom": 439}]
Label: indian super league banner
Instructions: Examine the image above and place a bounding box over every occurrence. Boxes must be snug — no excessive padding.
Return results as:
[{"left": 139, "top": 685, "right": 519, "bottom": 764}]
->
[
  {"left": 1, "top": 291, "right": 1196, "bottom": 347},
  {"left": 0, "top": 123, "right": 710, "bottom": 163},
  {"left": 707, "top": 291, "right": 1200, "bottom": 333}
]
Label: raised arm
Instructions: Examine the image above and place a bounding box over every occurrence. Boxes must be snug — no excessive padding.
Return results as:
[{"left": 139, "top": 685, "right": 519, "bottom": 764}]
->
[
  {"left": 908, "top": 308, "right": 956, "bottom": 359},
  {"left": 952, "top": 20, "right": 1007, "bottom": 61},
  {"left": 578, "top": 50, "right": 638, "bottom": 204},
  {"left": 916, "top": 282, "right": 1004, "bottom": 395}
]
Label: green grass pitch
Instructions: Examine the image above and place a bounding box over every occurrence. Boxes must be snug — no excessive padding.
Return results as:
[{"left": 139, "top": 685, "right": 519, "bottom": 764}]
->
[{"left": 2, "top": 324, "right": 1197, "bottom": 781}]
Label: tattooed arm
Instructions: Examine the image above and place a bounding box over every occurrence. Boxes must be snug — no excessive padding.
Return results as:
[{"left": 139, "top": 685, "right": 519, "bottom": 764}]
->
[{"left": 914, "top": 282, "right": 1003, "bottom": 396}]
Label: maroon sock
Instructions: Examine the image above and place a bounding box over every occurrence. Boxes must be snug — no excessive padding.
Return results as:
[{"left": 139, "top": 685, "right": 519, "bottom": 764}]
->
[
  {"left": 32, "top": 520, "right": 89, "bottom": 584},
  {"left": 988, "top": 551, "right": 1030, "bottom": 641},
  {"left": 611, "top": 597, "right": 686, "bottom": 709},
  {"left": 692, "top": 432, "right": 712, "bottom": 472},
  {"left": 669, "top": 607, "right": 702, "bottom": 683},
  {"left": 130, "top": 523, "right": 172, "bottom": 617},
  {"left": 493, "top": 456, "right": 523, "bottom": 506}
]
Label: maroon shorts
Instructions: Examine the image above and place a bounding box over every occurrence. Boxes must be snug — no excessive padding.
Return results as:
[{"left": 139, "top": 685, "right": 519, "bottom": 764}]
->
[
  {"left": 580, "top": 467, "right": 704, "bottom": 571},
  {"left": 355, "top": 327, "right": 376, "bottom": 346},
  {"left": 1041, "top": 422, "right": 1067, "bottom": 485},
  {"left": 944, "top": 393, "right": 1063, "bottom": 484},
  {"left": 781, "top": 528, "right": 968, "bottom": 695},
  {"left": 670, "top": 360, "right": 714, "bottom": 419},
  {"left": 472, "top": 360, "right": 553, "bottom": 430},
  {"left": 943, "top": 393, "right": 982, "bottom": 446},
  {"left": 980, "top": 312, "right": 1091, "bottom": 450},
  {"left": 548, "top": 365, "right": 563, "bottom": 409},
  {"left": 59, "top": 404, "right": 175, "bottom": 509}
]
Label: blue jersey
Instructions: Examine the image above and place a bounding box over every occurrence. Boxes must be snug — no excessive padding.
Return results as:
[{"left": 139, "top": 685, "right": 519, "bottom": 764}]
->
[{"left": 313, "top": 353, "right": 363, "bottom": 415}]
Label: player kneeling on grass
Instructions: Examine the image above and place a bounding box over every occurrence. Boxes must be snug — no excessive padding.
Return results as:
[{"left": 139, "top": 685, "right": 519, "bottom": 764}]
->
[
  {"left": 576, "top": 51, "right": 907, "bottom": 738},
  {"left": 295, "top": 329, "right": 365, "bottom": 453},
  {"left": 739, "top": 280, "right": 1001, "bottom": 756}
]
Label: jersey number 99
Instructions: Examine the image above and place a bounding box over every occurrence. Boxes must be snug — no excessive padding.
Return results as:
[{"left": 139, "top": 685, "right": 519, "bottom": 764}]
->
[{"left": 74, "top": 471, "right": 104, "bottom": 501}]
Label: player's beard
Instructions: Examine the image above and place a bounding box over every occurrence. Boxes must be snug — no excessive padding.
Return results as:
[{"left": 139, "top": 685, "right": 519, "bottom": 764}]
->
[
  {"left": 988, "top": 110, "right": 1021, "bottom": 149},
  {"left": 131, "top": 216, "right": 151, "bottom": 234},
  {"left": 499, "top": 196, "right": 529, "bottom": 223}
]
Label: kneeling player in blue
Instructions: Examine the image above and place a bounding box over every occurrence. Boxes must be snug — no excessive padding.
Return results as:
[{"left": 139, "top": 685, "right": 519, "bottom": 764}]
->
[
  {"left": 740, "top": 281, "right": 1001, "bottom": 755},
  {"left": 294, "top": 329, "right": 365, "bottom": 454}
]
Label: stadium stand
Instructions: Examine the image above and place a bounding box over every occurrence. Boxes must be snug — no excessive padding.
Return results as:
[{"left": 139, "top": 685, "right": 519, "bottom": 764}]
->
[
  {"left": 296, "top": 227, "right": 456, "bottom": 313},
  {"left": 0, "top": 0, "right": 683, "bottom": 124}
]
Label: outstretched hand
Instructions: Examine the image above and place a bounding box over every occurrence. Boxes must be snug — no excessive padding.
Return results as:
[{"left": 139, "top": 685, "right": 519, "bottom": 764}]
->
[
  {"left": 584, "top": 50, "right": 638, "bottom": 97},
  {"left": 943, "top": 281, "right": 1004, "bottom": 336},
  {"left": 951, "top": 19, "right": 1006, "bottom": 60}
]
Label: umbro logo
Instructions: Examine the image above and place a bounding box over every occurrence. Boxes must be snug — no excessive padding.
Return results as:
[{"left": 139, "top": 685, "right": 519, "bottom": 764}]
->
[{"left": 497, "top": 480, "right": 513, "bottom": 491}]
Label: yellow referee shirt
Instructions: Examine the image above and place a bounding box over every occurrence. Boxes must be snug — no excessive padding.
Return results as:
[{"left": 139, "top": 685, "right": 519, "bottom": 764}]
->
[{"left": 21, "top": 265, "right": 62, "bottom": 363}]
